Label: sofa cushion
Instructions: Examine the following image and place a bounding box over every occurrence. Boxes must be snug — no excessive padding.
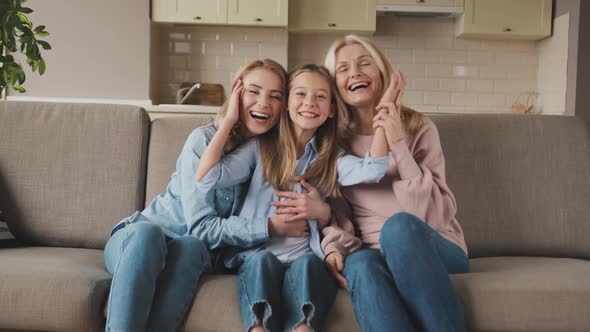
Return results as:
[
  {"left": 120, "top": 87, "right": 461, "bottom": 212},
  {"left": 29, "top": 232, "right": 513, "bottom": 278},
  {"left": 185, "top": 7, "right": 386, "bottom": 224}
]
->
[
  {"left": 181, "top": 274, "right": 361, "bottom": 332},
  {"left": 432, "top": 115, "right": 590, "bottom": 259},
  {"left": 178, "top": 258, "right": 590, "bottom": 332},
  {"left": 0, "top": 247, "right": 110, "bottom": 332},
  {"left": 454, "top": 257, "right": 590, "bottom": 332},
  {"left": 0, "top": 101, "right": 150, "bottom": 249},
  {"left": 145, "top": 115, "right": 215, "bottom": 206}
]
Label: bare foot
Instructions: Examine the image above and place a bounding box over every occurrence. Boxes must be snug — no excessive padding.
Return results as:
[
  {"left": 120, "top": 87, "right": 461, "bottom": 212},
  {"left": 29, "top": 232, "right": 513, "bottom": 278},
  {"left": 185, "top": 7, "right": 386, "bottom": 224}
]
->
[
  {"left": 249, "top": 325, "right": 265, "bottom": 332},
  {"left": 291, "top": 323, "right": 312, "bottom": 332}
]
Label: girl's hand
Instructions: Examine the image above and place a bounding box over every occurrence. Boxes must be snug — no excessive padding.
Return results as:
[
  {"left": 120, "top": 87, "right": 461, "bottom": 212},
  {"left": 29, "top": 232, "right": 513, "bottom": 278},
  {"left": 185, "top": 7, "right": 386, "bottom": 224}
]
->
[
  {"left": 273, "top": 180, "right": 331, "bottom": 228},
  {"left": 374, "top": 70, "right": 407, "bottom": 147},
  {"left": 325, "top": 252, "right": 348, "bottom": 289},
  {"left": 224, "top": 79, "right": 243, "bottom": 128}
]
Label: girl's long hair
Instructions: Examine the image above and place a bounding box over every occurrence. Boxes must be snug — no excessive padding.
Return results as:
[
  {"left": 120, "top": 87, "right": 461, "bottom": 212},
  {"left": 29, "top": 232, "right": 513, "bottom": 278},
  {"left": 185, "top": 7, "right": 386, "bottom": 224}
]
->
[
  {"left": 215, "top": 59, "right": 288, "bottom": 153},
  {"left": 324, "top": 35, "right": 424, "bottom": 143},
  {"left": 260, "top": 64, "right": 346, "bottom": 197}
]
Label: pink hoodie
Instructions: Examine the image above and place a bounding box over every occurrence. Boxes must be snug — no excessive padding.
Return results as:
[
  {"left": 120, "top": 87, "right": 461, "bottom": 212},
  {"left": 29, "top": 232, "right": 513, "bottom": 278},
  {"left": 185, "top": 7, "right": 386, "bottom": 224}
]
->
[{"left": 321, "top": 117, "right": 467, "bottom": 257}]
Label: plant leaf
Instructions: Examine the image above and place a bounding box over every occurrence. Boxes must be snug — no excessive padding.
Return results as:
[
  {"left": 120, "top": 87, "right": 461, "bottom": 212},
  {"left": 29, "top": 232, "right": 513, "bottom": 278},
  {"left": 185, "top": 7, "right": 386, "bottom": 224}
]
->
[
  {"left": 38, "top": 58, "right": 46, "bottom": 75},
  {"left": 37, "top": 40, "right": 51, "bottom": 50},
  {"left": 34, "top": 25, "right": 45, "bottom": 33},
  {"left": 16, "top": 12, "right": 30, "bottom": 25},
  {"left": 19, "top": 7, "right": 33, "bottom": 14},
  {"left": 35, "top": 31, "right": 48, "bottom": 37}
]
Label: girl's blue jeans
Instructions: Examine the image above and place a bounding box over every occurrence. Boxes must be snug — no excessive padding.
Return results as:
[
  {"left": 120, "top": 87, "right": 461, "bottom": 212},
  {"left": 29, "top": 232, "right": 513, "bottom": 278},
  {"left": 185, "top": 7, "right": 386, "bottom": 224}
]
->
[
  {"left": 237, "top": 251, "right": 338, "bottom": 332},
  {"left": 343, "top": 212, "right": 469, "bottom": 332},
  {"left": 103, "top": 222, "right": 211, "bottom": 332}
]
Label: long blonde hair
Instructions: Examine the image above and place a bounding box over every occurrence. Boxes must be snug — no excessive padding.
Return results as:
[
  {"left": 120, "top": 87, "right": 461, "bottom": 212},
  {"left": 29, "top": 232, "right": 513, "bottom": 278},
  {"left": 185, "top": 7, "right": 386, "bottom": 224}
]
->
[
  {"left": 260, "top": 64, "right": 346, "bottom": 197},
  {"left": 324, "top": 35, "right": 424, "bottom": 139},
  {"left": 215, "top": 59, "right": 288, "bottom": 152}
]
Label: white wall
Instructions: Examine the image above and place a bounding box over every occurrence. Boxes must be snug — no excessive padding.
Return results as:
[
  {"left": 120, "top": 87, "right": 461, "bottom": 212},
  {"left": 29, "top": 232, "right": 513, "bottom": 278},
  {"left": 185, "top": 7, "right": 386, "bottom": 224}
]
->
[
  {"left": 7, "top": 0, "right": 151, "bottom": 102},
  {"left": 537, "top": 13, "right": 569, "bottom": 115}
]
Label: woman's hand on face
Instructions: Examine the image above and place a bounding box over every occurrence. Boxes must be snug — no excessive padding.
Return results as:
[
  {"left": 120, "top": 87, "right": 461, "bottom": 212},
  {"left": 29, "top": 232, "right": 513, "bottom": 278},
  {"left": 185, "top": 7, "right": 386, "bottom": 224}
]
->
[
  {"left": 273, "top": 180, "right": 331, "bottom": 227},
  {"left": 268, "top": 215, "right": 309, "bottom": 238},
  {"left": 325, "top": 252, "right": 348, "bottom": 290},
  {"left": 224, "top": 79, "right": 243, "bottom": 128},
  {"left": 374, "top": 70, "right": 407, "bottom": 147}
]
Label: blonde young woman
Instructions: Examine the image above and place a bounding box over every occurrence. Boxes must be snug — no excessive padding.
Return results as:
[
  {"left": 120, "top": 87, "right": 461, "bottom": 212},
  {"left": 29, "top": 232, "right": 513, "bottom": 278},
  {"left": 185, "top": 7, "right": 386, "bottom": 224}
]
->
[
  {"left": 195, "top": 64, "right": 392, "bottom": 332},
  {"left": 104, "top": 59, "right": 308, "bottom": 331},
  {"left": 317, "top": 35, "right": 470, "bottom": 331}
]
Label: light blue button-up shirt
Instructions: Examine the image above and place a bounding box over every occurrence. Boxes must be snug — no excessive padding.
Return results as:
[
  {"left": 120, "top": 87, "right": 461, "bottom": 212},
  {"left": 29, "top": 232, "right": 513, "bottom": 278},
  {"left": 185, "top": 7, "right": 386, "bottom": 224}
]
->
[
  {"left": 196, "top": 135, "right": 388, "bottom": 267},
  {"left": 111, "top": 124, "right": 270, "bottom": 254}
]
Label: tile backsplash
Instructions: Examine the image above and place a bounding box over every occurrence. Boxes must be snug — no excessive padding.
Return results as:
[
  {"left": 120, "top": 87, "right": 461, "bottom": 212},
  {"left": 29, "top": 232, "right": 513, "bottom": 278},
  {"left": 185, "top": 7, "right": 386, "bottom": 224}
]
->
[
  {"left": 289, "top": 16, "right": 540, "bottom": 114},
  {"left": 155, "top": 15, "right": 566, "bottom": 114},
  {"left": 155, "top": 26, "right": 288, "bottom": 104}
]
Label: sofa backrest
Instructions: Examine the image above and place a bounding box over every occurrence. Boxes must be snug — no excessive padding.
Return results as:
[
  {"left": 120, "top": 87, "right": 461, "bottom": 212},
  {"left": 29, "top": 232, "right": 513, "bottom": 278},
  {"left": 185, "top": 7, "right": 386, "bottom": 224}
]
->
[
  {"left": 432, "top": 114, "right": 590, "bottom": 259},
  {"left": 145, "top": 115, "right": 215, "bottom": 206},
  {"left": 0, "top": 101, "right": 150, "bottom": 249},
  {"left": 144, "top": 114, "right": 590, "bottom": 259}
]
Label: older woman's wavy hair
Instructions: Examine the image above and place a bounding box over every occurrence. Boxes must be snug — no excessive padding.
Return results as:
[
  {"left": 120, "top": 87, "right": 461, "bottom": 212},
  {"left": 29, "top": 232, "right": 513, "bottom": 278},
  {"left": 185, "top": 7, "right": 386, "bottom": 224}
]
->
[
  {"left": 215, "top": 59, "right": 288, "bottom": 152},
  {"left": 324, "top": 35, "right": 424, "bottom": 138}
]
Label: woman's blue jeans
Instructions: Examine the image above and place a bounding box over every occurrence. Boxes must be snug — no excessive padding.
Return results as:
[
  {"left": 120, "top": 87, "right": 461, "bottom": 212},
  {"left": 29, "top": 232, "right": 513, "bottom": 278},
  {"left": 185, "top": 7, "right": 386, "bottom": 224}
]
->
[
  {"left": 104, "top": 222, "right": 211, "bottom": 332},
  {"left": 343, "top": 212, "right": 469, "bottom": 332},
  {"left": 237, "top": 251, "right": 338, "bottom": 332}
]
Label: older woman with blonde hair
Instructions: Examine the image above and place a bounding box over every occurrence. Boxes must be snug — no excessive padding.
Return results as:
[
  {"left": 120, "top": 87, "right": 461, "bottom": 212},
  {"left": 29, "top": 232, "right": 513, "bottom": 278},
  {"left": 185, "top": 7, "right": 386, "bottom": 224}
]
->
[{"left": 320, "top": 35, "right": 469, "bottom": 331}]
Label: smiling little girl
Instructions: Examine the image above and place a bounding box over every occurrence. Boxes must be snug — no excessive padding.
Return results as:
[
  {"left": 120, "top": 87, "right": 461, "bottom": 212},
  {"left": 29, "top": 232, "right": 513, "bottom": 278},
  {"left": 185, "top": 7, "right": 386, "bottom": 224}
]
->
[{"left": 195, "top": 64, "right": 390, "bottom": 332}]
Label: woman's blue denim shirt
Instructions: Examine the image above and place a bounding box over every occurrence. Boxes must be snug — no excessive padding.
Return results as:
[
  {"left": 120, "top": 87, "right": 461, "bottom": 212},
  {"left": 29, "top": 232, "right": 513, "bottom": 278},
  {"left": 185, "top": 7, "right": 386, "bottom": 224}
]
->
[
  {"left": 111, "top": 124, "right": 269, "bottom": 250},
  {"left": 196, "top": 136, "right": 388, "bottom": 268}
]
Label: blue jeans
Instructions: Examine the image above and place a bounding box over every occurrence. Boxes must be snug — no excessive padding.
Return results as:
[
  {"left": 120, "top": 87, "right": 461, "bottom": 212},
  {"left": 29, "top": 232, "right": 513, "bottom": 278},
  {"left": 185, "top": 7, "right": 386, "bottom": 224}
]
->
[
  {"left": 237, "top": 251, "right": 338, "bottom": 332},
  {"left": 343, "top": 213, "right": 469, "bottom": 332},
  {"left": 104, "top": 222, "right": 211, "bottom": 332}
]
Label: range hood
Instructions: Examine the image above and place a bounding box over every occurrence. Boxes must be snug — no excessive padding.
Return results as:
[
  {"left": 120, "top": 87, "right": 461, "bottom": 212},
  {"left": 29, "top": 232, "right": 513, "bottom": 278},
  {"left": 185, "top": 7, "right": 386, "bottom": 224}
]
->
[{"left": 376, "top": 4, "right": 463, "bottom": 17}]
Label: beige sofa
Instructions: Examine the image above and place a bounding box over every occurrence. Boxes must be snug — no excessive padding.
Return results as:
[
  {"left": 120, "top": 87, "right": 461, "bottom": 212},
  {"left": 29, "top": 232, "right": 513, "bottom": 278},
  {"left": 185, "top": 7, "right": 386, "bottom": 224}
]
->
[{"left": 1, "top": 101, "right": 589, "bottom": 332}]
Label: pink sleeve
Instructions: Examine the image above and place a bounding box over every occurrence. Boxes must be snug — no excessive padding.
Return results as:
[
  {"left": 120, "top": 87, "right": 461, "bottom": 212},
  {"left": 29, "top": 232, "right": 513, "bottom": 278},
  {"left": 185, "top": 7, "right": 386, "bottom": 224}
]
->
[
  {"left": 388, "top": 121, "right": 457, "bottom": 229},
  {"left": 321, "top": 196, "right": 362, "bottom": 258}
]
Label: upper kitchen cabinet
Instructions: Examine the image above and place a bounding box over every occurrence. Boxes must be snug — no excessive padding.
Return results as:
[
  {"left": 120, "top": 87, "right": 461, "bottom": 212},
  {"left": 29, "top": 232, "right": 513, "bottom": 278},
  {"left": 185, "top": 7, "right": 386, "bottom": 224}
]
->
[
  {"left": 152, "top": 0, "right": 227, "bottom": 24},
  {"left": 228, "top": 0, "right": 288, "bottom": 26},
  {"left": 289, "top": 0, "right": 377, "bottom": 33},
  {"left": 151, "top": 0, "right": 288, "bottom": 27},
  {"left": 175, "top": 0, "right": 227, "bottom": 24},
  {"left": 456, "top": 0, "right": 551, "bottom": 40},
  {"left": 377, "top": 0, "right": 462, "bottom": 6}
]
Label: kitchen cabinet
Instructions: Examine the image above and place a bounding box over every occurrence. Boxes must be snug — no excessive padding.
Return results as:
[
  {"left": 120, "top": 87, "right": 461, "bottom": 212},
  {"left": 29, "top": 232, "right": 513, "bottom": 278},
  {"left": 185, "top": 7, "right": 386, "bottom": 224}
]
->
[
  {"left": 377, "top": 0, "right": 462, "bottom": 6},
  {"left": 151, "top": 0, "right": 287, "bottom": 27},
  {"left": 456, "top": 0, "right": 551, "bottom": 40},
  {"left": 228, "top": 0, "right": 288, "bottom": 26},
  {"left": 289, "top": 0, "right": 376, "bottom": 33},
  {"left": 175, "top": 0, "right": 227, "bottom": 24}
]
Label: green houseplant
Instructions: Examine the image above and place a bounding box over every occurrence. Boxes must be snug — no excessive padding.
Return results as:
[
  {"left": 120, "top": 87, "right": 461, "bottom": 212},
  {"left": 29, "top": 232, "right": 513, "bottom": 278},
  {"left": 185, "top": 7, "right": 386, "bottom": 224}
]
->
[{"left": 0, "top": 0, "right": 51, "bottom": 100}]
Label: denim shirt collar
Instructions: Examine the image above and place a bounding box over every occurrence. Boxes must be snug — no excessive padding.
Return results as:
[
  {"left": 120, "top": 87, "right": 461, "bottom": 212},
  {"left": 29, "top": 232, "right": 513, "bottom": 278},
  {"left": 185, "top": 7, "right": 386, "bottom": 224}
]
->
[{"left": 305, "top": 135, "right": 319, "bottom": 156}]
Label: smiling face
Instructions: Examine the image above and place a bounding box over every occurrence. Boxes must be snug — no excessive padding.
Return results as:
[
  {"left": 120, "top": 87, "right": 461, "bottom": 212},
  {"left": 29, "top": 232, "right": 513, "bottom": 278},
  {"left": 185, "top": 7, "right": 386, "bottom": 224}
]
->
[
  {"left": 288, "top": 71, "right": 334, "bottom": 136},
  {"left": 240, "top": 67, "right": 284, "bottom": 138},
  {"left": 334, "top": 43, "right": 383, "bottom": 110}
]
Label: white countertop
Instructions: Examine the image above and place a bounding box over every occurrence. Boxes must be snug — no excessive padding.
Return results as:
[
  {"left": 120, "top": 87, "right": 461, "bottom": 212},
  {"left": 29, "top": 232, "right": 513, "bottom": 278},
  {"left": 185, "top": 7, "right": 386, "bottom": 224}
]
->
[{"left": 146, "top": 104, "right": 220, "bottom": 114}]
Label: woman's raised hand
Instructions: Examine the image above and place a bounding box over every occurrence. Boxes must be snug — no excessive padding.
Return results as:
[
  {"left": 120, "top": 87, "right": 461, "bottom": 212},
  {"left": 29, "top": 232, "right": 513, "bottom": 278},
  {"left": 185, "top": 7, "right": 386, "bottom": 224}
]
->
[
  {"left": 225, "top": 79, "right": 243, "bottom": 127},
  {"left": 373, "top": 70, "right": 407, "bottom": 147}
]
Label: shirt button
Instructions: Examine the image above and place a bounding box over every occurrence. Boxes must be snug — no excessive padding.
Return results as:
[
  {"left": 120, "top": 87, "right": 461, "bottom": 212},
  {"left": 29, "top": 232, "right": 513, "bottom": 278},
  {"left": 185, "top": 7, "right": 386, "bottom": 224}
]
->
[{"left": 225, "top": 197, "right": 230, "bottom": 201}]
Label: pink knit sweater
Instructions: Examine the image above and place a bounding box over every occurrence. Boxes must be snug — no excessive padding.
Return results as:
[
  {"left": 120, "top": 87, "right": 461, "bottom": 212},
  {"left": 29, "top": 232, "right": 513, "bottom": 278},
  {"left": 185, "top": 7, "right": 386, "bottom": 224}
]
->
[{"left": 321, "top": 117, "right": 468, "bottom": 257}]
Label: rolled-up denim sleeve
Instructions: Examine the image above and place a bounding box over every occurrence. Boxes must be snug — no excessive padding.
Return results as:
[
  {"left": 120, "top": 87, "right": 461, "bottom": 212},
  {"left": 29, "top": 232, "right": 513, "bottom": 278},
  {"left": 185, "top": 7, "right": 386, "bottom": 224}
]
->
[
  {"left": 179, "top": 129, "right": 268, "bottom": 249},
  {"left": 196, "top": 139, "right": 258, "bottom": 192},
  {"left": 337, "top": 152, "right": 389, "bottom": 186}
]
